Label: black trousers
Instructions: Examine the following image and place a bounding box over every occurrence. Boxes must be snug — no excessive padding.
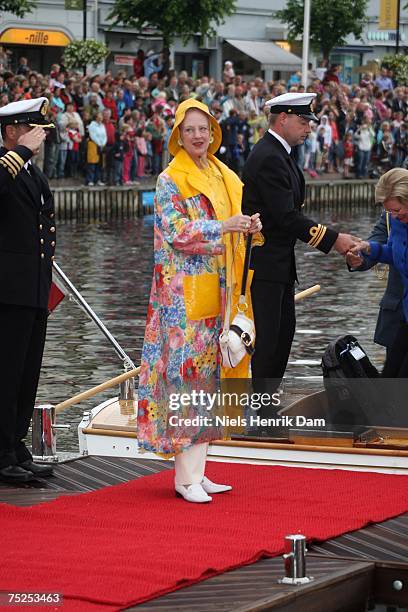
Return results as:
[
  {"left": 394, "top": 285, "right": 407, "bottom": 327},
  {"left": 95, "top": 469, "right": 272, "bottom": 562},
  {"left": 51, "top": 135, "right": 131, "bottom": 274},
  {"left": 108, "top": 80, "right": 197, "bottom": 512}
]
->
[
  {"left": 0, "top": 304, "right": 48, "bottom": 468},
  {"left": 251, "top": 279, "right": 296, "bottom": 401},
  {"left": 382, "top": 321, "right": 408, "bottom": 378}
]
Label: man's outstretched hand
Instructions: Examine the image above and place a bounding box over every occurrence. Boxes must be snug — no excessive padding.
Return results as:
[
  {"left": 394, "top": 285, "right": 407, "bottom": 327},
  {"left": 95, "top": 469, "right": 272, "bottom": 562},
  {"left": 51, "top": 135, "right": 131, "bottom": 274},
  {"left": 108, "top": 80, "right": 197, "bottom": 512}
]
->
[{"left": 333, "top": 233, "right": 360, "bottom": 255}]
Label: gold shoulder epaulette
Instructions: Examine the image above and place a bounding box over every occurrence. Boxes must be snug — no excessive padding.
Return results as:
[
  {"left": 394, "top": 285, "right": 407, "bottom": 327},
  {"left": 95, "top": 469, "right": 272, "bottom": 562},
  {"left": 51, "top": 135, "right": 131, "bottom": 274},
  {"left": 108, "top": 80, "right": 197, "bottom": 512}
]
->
[
  {"left": 308, "top": 223, "right": 327, "bottom": 248},
  {"left": 0, "top": 150, "right": 25, "bottom": 178}
]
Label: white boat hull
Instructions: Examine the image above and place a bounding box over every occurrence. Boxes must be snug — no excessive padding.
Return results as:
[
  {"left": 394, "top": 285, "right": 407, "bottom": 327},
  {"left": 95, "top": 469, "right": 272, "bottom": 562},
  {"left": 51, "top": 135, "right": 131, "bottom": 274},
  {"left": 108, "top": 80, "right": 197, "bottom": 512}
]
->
[{"left": 78, "top": 397, "right": 408, "bottom": 475}]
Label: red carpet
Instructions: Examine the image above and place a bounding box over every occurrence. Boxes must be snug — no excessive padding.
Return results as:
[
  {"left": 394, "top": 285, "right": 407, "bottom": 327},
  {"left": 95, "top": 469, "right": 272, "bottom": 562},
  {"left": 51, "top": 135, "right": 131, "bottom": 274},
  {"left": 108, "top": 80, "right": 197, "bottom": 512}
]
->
[{"left": 1, "top": 462, "right": 408, "bottom": 611}]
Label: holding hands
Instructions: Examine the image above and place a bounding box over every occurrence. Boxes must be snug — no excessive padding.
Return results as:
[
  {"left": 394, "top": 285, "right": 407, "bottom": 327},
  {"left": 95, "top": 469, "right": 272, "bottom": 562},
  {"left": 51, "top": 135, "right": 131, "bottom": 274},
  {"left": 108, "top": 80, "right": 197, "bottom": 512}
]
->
[
  {"left": 333, "top": 233, "right": 361, "bottom": 255},
  {"left": 345, "top": 240, "right": 371, "bottom": 268}
]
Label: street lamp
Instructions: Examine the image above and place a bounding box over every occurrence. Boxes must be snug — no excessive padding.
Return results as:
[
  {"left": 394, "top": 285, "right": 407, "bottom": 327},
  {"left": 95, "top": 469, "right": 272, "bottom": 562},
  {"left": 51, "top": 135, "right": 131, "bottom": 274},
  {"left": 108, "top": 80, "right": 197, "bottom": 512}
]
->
[
  {"left": 301, "top": 0, "right": 311, "bottom": 87},
  {"left": 83, "top": 0, "right": 87, "bottom": 75}
]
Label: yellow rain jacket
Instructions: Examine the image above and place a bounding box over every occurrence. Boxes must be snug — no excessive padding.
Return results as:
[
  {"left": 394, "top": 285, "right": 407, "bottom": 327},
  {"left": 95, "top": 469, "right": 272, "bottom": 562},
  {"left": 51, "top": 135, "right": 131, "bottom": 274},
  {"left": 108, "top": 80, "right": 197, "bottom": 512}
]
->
[{"left": 166, "top": 99, "right": 259, "bottom": 378}]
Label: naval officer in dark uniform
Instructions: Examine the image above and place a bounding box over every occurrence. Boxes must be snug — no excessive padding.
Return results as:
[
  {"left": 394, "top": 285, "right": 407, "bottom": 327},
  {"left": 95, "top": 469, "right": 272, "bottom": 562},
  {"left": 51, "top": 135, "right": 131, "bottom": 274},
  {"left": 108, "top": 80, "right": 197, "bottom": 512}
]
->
[
  {"left": 0, "top": 97, "right": 56, "bottom": 483},
  {"left": 242, "top": 93, "right": 358, "bottom": 393}
]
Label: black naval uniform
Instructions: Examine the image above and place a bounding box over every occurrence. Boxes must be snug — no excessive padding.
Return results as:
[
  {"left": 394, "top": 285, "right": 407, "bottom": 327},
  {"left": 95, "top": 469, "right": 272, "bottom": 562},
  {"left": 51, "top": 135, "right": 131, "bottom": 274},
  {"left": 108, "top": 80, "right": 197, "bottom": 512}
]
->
[
  {"left": 0, "top": 144, "right": 55, "bottom": 470},
  {"left": 242, "top": 131, "right": 338, "bottom": 386}
]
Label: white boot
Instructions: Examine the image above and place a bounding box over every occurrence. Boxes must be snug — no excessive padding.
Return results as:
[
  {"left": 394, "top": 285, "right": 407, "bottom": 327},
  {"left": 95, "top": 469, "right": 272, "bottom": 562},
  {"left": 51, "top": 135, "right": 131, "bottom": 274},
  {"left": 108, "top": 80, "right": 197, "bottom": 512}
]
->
[
  {"left": 175, "top": 483, "right": 212, "bottom": 503},
  {"left": 201, "top": 475, "right": 232, "bottom": 494}
]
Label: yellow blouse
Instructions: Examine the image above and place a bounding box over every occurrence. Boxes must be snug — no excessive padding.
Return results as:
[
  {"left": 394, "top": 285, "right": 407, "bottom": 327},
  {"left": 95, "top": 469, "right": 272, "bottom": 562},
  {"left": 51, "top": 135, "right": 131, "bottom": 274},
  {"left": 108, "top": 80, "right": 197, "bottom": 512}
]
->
[{"left": 200, "top": 159, "right": 237, "bottom": 289}]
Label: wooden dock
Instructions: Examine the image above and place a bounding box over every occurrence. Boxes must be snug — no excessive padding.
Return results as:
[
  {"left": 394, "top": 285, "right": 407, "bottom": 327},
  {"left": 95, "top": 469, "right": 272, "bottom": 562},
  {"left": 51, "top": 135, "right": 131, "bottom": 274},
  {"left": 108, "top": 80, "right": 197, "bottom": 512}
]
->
[{"left": 1, "top": 456, "right": 407, "bottom": 611}]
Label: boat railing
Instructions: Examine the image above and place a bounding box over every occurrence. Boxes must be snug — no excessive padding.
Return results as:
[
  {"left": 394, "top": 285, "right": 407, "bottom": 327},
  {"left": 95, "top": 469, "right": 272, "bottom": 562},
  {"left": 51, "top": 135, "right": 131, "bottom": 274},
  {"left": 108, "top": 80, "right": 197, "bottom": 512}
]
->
[
  {"left": 53, "top": 262, "right": 136, "bottom": 372},
  {"left": 32, "top": 262, "right": 140, "bottom": 460}
]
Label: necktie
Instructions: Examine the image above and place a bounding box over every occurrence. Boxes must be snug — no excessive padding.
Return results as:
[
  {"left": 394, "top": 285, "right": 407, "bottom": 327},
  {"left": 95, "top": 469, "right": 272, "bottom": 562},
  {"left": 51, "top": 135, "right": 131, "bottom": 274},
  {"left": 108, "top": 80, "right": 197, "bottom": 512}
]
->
[{"left": 288, "top": 153, "right": 301, "bottom": 185}]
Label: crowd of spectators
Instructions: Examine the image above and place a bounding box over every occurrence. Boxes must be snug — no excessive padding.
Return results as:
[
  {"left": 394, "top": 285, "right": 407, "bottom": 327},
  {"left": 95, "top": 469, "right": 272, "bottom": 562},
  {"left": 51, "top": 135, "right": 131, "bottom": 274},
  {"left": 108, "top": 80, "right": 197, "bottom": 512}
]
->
[{"left": 0, "top": 46, "right": 406, "bottom": 185}]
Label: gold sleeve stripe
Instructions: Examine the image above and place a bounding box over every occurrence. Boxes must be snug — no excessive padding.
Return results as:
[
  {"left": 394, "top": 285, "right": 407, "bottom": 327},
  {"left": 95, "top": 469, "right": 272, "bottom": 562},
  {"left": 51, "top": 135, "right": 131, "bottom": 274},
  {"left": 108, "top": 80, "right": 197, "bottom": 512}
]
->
[
  {"left": 308, "top": 224, "right": 322, "bottom": 247},
  {"left": 0, "top": 157, "right": 17, "bottom": 177},
  {"left": 3, "top": 154, "right": 20, "bottom": 174},
  {"left": 2, "top": 156, "right": 19, "bottom": 175},
  {"left": 308, "top": 224, "right": 327, "bottom": 248},
  {"left": 0, "top": 158, "right": 17, "bottom": 177},
  {"left": 311, "top": 226, "right": 324, "bottom": 247},
  {"left": 313, "top": 225, "right": 327, "bottom": 247},
  {"left": 7, "top": 151, "right": 25, "bottom": 169}
]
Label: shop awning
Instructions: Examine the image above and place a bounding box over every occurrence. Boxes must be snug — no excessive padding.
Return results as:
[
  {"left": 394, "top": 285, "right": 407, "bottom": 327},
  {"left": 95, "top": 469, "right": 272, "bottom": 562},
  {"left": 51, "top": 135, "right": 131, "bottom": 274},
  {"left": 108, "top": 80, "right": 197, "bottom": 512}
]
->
[
  {"left": 332, "top": 46, "right": 373, "bottom": 53},
  {"left": 225, "top": 39, "right": 302, "bottom": 71},
  {"left": 0, "top": 28, "right": 71, "bottom": 46}
]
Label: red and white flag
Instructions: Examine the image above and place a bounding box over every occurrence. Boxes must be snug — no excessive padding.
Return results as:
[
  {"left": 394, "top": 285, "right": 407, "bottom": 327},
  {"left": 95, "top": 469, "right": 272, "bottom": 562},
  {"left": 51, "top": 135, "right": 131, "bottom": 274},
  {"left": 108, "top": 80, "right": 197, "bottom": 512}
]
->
[{"left": 48, "top": 273, "right": 66, "bottom": 314}]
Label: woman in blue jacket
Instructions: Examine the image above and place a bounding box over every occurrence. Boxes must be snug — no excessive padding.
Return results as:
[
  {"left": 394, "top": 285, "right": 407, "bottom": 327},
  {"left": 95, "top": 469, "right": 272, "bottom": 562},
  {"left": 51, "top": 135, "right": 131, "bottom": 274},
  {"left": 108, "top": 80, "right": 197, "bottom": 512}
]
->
[
  {"left": 346, "top": 211, "right": 404, "bottom": 355},
  {"left": 351, "top": 168, "right": 408, "bottom": 377}
]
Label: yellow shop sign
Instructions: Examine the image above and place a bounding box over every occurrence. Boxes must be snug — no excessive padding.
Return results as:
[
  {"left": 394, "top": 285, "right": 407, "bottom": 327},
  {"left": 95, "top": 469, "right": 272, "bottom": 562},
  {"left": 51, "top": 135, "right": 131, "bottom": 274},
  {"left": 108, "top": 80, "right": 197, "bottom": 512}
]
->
[
  {"left": 0, "top": 28, "right": 71, "bottom": 46},
  {"left": 379, "top": 0, "right": 398, "bottom": 30}
]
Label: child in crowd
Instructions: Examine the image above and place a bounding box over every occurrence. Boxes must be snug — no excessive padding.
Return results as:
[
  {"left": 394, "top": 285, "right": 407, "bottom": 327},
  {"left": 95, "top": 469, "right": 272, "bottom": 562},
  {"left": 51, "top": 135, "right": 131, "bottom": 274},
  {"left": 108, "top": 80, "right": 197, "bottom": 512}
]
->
[
  {"left": 112, "top": 130, "right": 125, "bottom": 186},
  {"left": 145, "top": 131, "right": 153, "bottom": 175},
  {"left": 233, "top": 133, "right": 246, "bottom": 177},
  {"left": 67, "top": 121, "right": 82, "bottom": 178},
  {"left": 316, "top": 126, "right": 327, "bottom": 172},
  {"left": 135, "top": 128, "right": 147, "bottom": 178},
  {"left": 343, "top": 132, "right": 354, "bottom": 178},
  {"left": 319, "top": 115, "right": 332, "bottom": 172},
  {"left": 122, "top": 123, "right": 136, "bottom": 185},
  {"left": 307, "top": 123, "right": 319, "bottom": 178},
  {"left": 355, "top": 119, "right": 374, "bottom": 179},
  {"left": 57, "top": 124, "right": 71, "bottom": 179},
  {"left": 377, "top": 122, "right": 395, "bottom": 170}
]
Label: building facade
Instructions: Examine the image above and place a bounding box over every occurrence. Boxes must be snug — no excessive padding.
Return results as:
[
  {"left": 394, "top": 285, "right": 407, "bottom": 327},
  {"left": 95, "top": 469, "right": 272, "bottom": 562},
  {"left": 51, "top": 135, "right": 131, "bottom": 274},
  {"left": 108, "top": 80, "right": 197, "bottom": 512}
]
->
[{"left": 0, "top": 0, "right": 406, "bottom": 83}]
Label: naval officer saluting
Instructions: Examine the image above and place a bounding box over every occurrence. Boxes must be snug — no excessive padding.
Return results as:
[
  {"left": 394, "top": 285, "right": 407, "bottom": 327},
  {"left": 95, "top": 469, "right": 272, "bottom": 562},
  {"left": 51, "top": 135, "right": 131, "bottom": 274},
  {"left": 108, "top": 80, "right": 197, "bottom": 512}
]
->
[
  {"left": 0, "top": 97, "right": 56, "bottom": 482},
  {"left": 242, "top": 93, "right": 358, "bottom": 395}
]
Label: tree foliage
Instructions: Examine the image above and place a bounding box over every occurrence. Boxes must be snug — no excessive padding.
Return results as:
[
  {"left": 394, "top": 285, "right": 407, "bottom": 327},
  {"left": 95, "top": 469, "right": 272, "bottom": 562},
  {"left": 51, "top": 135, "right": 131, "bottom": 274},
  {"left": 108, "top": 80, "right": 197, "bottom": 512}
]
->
[
  {"left": 64, "top": 40, "right": 110, "bottom": 70},
  {"left": 0, "top": 0, "right": 36, "bottom": 17},
  {"left": 108, "top": 0, "right": 236, "bottom": 47},
  {"left": 276, "top": 0, "right": 369, "bottom": 60},
  {"left": 381, "top": 54, "right": 408, "bottom": 86}
]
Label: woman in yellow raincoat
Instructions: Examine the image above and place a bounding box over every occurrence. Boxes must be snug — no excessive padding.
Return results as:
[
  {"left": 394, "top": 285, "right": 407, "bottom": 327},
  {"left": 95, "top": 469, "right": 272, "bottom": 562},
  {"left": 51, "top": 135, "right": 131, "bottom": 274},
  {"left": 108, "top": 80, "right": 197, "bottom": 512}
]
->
[{"left": 138, "top": 99, "right": 262, "bottom": 503}]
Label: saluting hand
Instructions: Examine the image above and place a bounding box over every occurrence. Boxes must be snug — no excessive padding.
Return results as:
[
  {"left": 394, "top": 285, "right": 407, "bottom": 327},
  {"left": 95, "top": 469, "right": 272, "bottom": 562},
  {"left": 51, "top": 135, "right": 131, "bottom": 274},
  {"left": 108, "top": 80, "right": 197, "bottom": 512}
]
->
[{"left": 18, "top": 127, "right": 46, "bottom": 154}]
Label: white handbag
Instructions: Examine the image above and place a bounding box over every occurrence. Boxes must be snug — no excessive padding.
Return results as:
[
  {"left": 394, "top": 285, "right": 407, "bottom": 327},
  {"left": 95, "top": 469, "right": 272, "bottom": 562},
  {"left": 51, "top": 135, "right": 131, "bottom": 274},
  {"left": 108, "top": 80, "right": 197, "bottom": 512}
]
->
[{"left": 220, "top": 235, "right": 255, "bottom": 369}]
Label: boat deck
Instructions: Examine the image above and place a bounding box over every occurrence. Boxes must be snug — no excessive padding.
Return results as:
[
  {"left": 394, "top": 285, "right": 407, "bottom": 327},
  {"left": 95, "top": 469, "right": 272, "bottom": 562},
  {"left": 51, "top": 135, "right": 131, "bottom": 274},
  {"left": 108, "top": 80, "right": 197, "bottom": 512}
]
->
[{"left": 1, "top": 456, "right": 407, "bottom": 611}]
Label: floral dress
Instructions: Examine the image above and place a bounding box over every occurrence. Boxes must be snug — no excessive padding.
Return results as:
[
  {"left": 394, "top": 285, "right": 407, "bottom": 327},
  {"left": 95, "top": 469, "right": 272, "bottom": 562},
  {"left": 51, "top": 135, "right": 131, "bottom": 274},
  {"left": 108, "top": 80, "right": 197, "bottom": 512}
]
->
[{"left": 138, "top": 167, "right": 230, "bottom": 456}]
